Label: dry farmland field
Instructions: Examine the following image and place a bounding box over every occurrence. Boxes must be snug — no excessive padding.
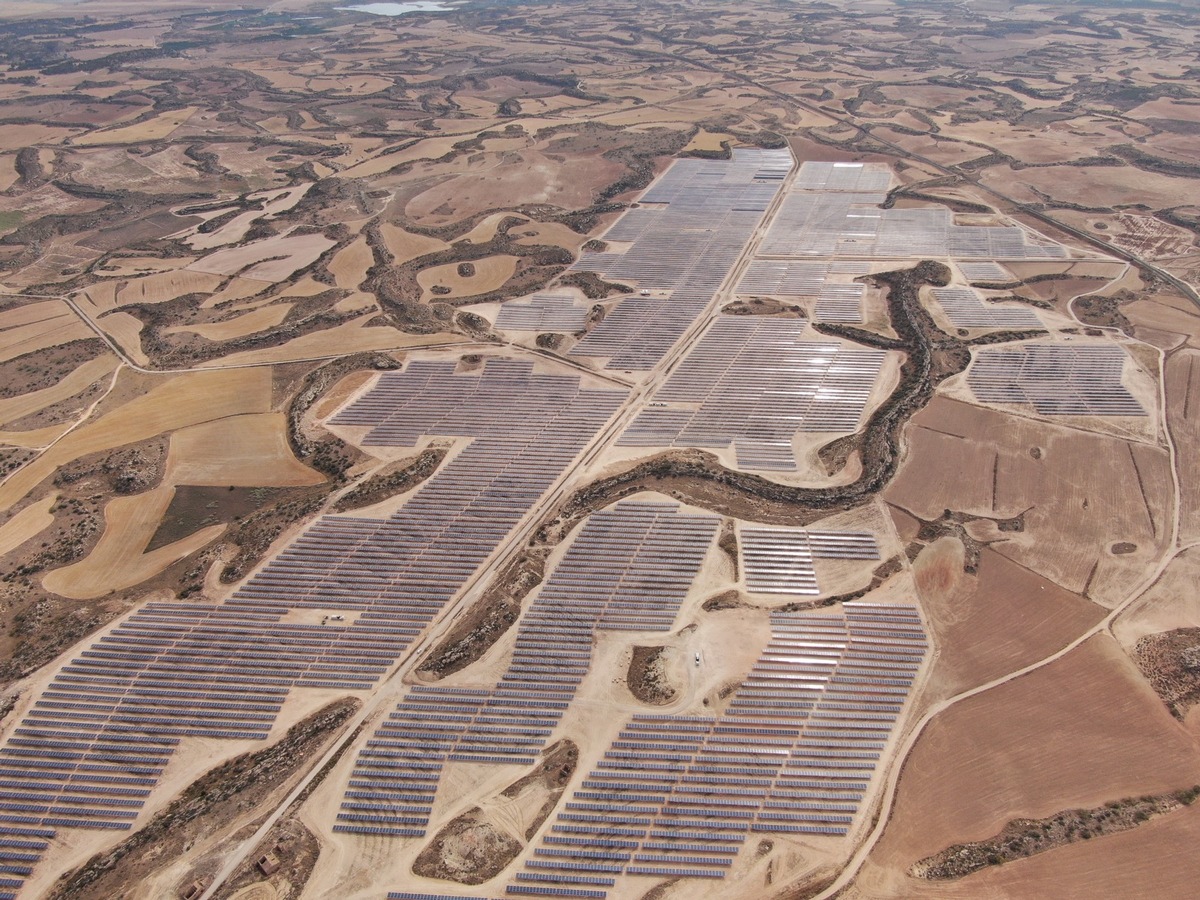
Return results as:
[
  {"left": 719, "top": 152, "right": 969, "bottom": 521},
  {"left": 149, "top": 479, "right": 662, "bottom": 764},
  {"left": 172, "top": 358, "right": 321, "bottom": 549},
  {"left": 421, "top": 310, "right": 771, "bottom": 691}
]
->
[{"left": 0, "top": 1, "right": 1196, "bottom": 899}]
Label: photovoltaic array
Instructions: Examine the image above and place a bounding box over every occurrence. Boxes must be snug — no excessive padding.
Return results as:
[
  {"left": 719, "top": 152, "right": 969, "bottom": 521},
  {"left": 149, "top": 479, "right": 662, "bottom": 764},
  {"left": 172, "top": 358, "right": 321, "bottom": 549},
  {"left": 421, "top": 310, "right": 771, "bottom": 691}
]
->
[
  {"left": 930, "top": 286, "right": 1042, "bottom": 329},
  {"left": 736, "top": 260, "right": 867, "bottom": 323},
  {"left": 617, "top": 317, "right": 886, "bottom": 471},
  {"left": 0, "top": 359, "right": 625, "bottom": 895},
  {"left": 499, "top": 604, "right": 926, "bottom": 898},
  {"left": 757, "top": 162, "right": 1065, "bottom": 260},
  {"left": 967, "top": 344, "right": 1146, "bottom": 416},
  {"left": 496, "top": 292, "right": 590, "bottom": 333},
  {"left": 957, "top": 261, "right": 1013, "bottom": 283},
  {"left": 793, "top": 161, "right": 894, "bottom": 192},
  {"left": 740, "top": 528, "right": 881, "bottom": 595},
  {"left": 569, "top": 149, "right": 793, "bottom": 370},
  {"left": 335, "top": 502, "right": 719, "bottom": 836}
]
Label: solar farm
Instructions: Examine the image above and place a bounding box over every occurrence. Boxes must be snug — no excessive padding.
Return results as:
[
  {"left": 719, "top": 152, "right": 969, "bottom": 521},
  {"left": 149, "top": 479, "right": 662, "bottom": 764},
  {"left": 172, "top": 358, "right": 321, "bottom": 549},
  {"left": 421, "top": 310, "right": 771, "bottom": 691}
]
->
[
  {"left": 0, "top": 130, "right": 1171, "bottom": 900},
  {"left": 569, "top": 149, "right": 792, "bottom": 370},
  {"left": 966, "top": 344, "right": 1147, "bottom": 417},
  {"left": 617, "top": 317, "right": 886, "bottom": 471}
]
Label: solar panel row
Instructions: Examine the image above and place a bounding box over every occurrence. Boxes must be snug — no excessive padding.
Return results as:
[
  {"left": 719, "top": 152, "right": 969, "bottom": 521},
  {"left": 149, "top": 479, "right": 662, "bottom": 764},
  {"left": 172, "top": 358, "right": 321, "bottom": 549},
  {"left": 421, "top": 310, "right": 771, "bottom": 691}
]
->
[
  {"left": 757, "top": 168, "right": 1067, "bottom": 260},
  {"left": 740, "top": 527, "right": 880, "bottom": 596},
  {"left": 338, "top": 502, "right": 719, "bottom": 836},
  {"left": 0, "top": 360, "right": 628, "bottom": 893},
  {"left": 617, "top": 317, "right": 885, "bottom": 471},
  {"left": 496, "top": 292, "right": 590, "bottom": 333},
  {"left": 569, "top": 149, "right": 794, "bottom": 370},
  {"left": 931, "top": 286, "right": 1042, "bottom": 329},
  {"left": 967, "top": 344, "right": 1146, "bottom": 416},
  {"left": 507, "top": 604, "right": 927, "bottom": 896}
]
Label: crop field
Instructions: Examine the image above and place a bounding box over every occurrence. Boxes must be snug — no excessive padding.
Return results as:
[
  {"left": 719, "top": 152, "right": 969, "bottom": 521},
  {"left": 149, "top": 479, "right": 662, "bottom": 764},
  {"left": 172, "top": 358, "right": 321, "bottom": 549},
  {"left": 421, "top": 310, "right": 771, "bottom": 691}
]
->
[{"left": 0, "top": 1, "right": 1196, "bottom": 899}]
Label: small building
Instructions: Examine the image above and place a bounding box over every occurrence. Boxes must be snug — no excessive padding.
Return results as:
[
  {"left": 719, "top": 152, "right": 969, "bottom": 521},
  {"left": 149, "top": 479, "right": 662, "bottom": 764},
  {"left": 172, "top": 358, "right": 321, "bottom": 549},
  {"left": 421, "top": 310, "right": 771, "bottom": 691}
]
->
[
  {"left": 257, "top": 852, "right": 281, "bottom": 876},
  {"left": 180, "top": 880, "right": 208, "bottom": 900}
]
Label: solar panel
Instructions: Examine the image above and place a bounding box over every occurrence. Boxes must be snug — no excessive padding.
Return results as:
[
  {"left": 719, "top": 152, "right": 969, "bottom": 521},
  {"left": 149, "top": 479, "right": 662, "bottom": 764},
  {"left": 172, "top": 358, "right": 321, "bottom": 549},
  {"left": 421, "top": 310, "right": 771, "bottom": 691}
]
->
[{"left": 968, "top": 344, "right": 1147, "bottom": 416}]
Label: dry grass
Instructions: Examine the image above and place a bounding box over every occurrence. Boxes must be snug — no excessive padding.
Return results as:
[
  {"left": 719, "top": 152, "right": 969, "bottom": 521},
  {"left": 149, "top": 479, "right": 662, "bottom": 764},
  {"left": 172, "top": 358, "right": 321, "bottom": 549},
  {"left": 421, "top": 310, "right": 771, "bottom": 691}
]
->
[
  {"left": 0, "top": 367, "right": 272, "bottom": 511},
  {"left": 329, "top": 236, "right": 374, "bottom": 291},
  {"left": 0, "top": 353, "right": 116, "bottom": 427},
  {"left": 0, "top": 491, "right": 57, "bottom": 556},
  {"left": 164, "top": 304, "right": 291, "bottom": 341},
  {"left": 97, "top": 311, "right": 149, "bottom": 366},
  {"left": 189, "top": 233, "right": 336, "bottom": 283},
  {"left": 200, "top": 315, "right": 461, "bottom": 367},
  {"left": 378, "top": 223, "right": 447, "bottom": 265},
  {"left": 73, "top": 107, "right": 197, "bottom": 146},
  {"left": 165, "top": 412, "right": 324, "bottom": 487},
  {"left": 115, "top": 271, "right": 224, "bottom": 306},
  {"left": 683, "top": 129, "right": 732, "bottom": 152},
  {"left": 0, "top": 301, "right": 93, "bottom": 364},
  {"left": 417, "top": 255, "right": 518, "bottom": 300},
  {"left": 41, "top": 484, "right": 225, "bottom": 600}
]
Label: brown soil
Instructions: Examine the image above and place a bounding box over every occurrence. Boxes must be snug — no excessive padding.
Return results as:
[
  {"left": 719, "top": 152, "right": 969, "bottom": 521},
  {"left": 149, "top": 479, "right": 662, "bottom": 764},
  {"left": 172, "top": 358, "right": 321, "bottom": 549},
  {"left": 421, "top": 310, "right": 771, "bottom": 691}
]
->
[
  {"left": 913, "top": 787, "right": 1200, "bottom": 881},
  {"left": 212, "top": 818, "right": 320, "bottom": 900},
  {"left": 1072, "top": 290, "right": 1135, "bottom": 335},
  {"left": 147, "top": 485, "right": 300, "bottom": 551},
  {"left": 48, "top": 698, "right": 361, "bottom": 900},
  {"left": 417, "top": 546, "right": 547, "bottom": 679},
  {"left": 627, "top": 645, "right": 678, "bottom": 705},
  {"left": 910, "top": 508, "right": 1026, "bottom": 575},
  {"left": 412, "top": 740, "right": 577, "bottom": 883},
  {"left": 0, "top": 338, "right": 107, "bottom": 401},
  {"left": 412, "top": 810, "right": 521, "bottom": 886},
  {"left": 1134, "top": 628, "right": 1200, "bottom": 719},
  {"left": 870, "top": 634, "right": 1200, "bottom": 874},
  {"left": 722, "top": 297, "right": 805, "bottom": 317},
  {"left": 331, "top": 447, "right": 446, "bottom": 513}
]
